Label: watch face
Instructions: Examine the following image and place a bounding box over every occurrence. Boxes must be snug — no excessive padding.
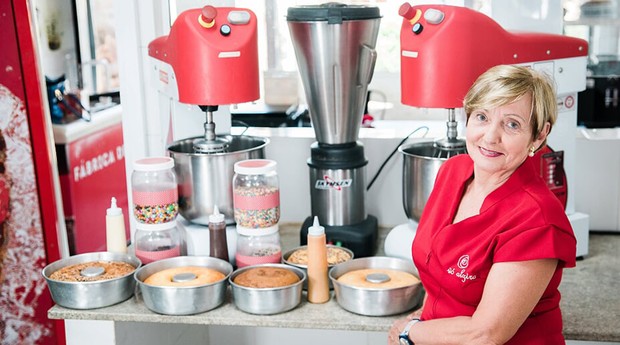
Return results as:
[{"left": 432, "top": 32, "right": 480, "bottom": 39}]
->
[{"left": 399, "top": 334, "right": 412, "bottom": 345}]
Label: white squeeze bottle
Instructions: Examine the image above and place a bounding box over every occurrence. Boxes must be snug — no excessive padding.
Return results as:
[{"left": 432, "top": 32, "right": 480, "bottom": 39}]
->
[
  {"left": 106, "top": 197, "right": 127, "bottom": 254},
  {"left": 307, "top": 216, "right": 329, "bottom": 303}
]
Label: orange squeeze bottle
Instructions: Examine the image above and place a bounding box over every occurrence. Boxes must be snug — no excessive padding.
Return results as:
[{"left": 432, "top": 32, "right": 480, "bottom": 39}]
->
[{"left": 307, "top": 216, "right": 330, "bottom": 303}]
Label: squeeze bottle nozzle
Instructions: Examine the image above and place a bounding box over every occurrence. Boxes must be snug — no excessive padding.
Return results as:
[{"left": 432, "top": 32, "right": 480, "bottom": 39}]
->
[
  {"left": 107, "top": 197, "right": 122, "bottom": 216},
  {"left": 209, "top": 205, "right": 225, "bottom": 223},
  {"left": 308, "top": 216, "right": 324, "bottom": 236}
]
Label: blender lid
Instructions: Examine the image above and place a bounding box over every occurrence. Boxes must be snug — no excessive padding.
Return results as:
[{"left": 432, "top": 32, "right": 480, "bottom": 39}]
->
[{"left": 287, "top": 3, "right": 381, "bottom": 23}]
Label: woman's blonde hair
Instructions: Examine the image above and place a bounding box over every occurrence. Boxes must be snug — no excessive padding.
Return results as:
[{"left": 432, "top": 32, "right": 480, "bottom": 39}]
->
[{"left": 463, "top": 65, "right": 557, "bottom": 147}]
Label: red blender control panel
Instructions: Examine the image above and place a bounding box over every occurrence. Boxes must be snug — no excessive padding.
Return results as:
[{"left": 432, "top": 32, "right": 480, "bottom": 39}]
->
[
  {"left": 148, "top": 6, "right": 259, "bottom": 106},
  {"left": 398, "top": 3, "right": 588, "bottom": 109}
]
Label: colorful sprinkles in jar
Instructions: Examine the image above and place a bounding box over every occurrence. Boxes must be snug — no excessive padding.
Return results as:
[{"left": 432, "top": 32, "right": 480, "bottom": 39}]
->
[
  {"left": 131, "top": 157, "right": 178, "bottom": 224},
  {"left": 233, "top": 185, "right": 280, "bottom": 228},
  {"left": 133, "top": 202, "right": 179, "bottom": 224},
  {"left": 234, "top": 207, "right": 280, "bottom": 228}
]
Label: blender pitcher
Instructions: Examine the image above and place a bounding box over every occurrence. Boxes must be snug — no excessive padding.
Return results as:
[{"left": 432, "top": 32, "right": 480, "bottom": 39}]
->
[{"left": 287, "top": 3, "right": 381, "bottom": 144}]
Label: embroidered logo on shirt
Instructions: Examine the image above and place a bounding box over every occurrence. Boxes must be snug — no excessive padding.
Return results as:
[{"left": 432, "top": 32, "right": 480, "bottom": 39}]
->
[
  {"left": 457, "top": 255, "right": 469, "bottom": 269},
  {"left": 447, "top": 254, "right": 477, "bottom": 283}
]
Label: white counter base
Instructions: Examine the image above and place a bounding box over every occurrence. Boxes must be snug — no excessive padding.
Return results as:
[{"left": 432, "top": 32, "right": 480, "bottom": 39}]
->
[
  {"left": 64, "top": 320, "right": 619, "bottom": 345},
  {"left": 65, "top": 320, "right": 386, "bottom": 345}
]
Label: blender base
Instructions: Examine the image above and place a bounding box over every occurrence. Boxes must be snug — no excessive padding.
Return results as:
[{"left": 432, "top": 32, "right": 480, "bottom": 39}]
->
[{"left": 300, "top": 215, "right": 378, "bottom": 258}]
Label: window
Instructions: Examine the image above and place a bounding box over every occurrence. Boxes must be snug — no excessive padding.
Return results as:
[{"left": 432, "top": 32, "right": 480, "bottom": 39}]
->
[
  {"left": 234, "top": 0, "right": 405, "bottom": 120},
  {"left": 75, "top": 0, "right": 119, "bottom": 95}
]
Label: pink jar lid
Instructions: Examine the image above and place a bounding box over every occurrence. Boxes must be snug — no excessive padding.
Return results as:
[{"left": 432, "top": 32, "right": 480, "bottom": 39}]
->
[
  {"left": 134, "top": 157, "right": 174, "bottom": 171},
  {"left": 234, "top": 159, "right": 276, "bottom": 175}
]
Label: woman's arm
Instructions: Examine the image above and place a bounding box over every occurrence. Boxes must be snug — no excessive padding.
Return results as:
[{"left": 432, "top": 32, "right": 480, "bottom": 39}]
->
[
  {"left": 389, "top": 292, "right": 427, "bottom": 343},
  {"left": 389, "top": 259, "right": 558, "bottom": 345}
]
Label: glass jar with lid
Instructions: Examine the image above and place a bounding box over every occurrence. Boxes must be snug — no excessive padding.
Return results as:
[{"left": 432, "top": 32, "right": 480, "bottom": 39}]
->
[
  {"left": 132, "top": 157, "right": 178, "bottom": 224},
  {"left": 233, "top": 159, "right": 280, "bottom": 230},
  {"left": 134, "top": 220, "right": 181, "bottom": 264},
  {"left": 235, "top": 225, "right": 281, "bottom": 268}
]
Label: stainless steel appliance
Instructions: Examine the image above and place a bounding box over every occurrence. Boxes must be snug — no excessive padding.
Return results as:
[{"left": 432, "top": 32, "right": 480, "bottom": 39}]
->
[
  {"left": 287, "top": 3, "right": 381, "bottom": 257},
  {"left": 578, "top": 60, "right": 620, "bottom": 128},
  {"left": 167, "top": 136, "right": 267, "bottom": 225},
  {"left": 566, "top": 2, "right": 620, "bottom": 128}
]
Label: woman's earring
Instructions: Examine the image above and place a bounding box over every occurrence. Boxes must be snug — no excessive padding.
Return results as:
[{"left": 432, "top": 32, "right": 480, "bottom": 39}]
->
[{"left": 528, "top": 146, "right": 536, "bottom": 157}]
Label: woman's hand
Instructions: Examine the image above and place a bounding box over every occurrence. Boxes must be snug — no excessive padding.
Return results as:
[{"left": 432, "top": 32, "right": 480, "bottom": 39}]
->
[
  {"left": 388, "top": 318, "right": 408, "bottom": 345},
  {"left": 388, "top": 309, "right": 423, "bottom": 344}
]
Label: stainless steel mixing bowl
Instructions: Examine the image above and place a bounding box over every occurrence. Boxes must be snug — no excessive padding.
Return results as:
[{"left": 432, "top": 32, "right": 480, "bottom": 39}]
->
[
  {"left": 167, "top": 135, "right": 268, "bottom": 225},
  {"left": 329, "top": 256, "right": 423, "bottom": 316},
  {"left": 134, "top": 256, "right": 233, "bottom": 315},
  {"left": 42, "top": 252, "right": 141, "bottom": 309},
  {"left": 399, "top": 141, "right": 451, "bottom": 222},
  {"left": 229, "top": 263, "right": 306, "bottom": 315}
]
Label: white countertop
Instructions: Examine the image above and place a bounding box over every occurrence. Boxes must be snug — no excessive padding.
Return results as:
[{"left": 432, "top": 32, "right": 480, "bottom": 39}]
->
[{"left": 47, "top": 225, "right": 620, "bottom": 342}]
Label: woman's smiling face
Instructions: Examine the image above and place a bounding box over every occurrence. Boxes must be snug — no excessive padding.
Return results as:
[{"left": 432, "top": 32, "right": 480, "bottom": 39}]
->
[{"left": 466, "top": 92, "right": 546, "bottom": 177}]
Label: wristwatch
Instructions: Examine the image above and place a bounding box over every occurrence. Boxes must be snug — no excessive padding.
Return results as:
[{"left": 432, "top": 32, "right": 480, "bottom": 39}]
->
[{"left": 398, "top": 318, "right": 421, "bottom": 345}]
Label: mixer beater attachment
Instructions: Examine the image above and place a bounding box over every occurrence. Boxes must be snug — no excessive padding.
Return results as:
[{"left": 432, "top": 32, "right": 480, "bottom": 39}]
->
[
  {"left": 193, "top": 105, "right": 230, "bottom": 154},
  {"left": 432, "top": 108, "right": 467, "bottom": 158}
]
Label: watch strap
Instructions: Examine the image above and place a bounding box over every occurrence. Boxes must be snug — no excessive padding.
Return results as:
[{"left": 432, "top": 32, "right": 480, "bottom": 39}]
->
[{"left": 399, "top": 318, "right": 421, "bottom": 345}]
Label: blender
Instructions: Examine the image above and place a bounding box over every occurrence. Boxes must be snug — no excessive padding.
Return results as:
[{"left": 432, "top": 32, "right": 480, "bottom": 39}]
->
[{"left": 287, "top": 3, "right": 381, "bottom": 258}]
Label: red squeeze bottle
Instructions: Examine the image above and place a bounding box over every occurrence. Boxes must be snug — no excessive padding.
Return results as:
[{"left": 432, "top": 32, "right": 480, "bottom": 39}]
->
[{"left": 307, "top": 216, "right": 329, "bottom": 303}]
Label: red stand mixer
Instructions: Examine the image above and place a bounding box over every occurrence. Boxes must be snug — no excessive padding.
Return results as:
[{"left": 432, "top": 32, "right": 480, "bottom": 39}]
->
[
  {"left": 384, "top": 3, "right": 588, "bottom": 260},
  {"left": 148, "top": 6, "right": 267, "bottom": 232}
]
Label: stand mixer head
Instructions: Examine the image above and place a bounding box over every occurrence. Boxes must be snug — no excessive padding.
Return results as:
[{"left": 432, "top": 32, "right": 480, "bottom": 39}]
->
[
  {"left": 149, "top": 6, "right": 259, "bottom": 107},
  {"left": 148, "top": 5, "right": 259, "bottom": 155}
]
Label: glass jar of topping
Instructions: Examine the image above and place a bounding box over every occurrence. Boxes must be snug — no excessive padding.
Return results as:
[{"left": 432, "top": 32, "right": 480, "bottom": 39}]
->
[
  {"left": 134, "top": 220, "right": 181, "bottom": 264},
  {"left": 132, "top": 157, "right": 178, "bottom": 224},
  {"left": 235, "top": 225, "right": 281, "bottom": 268},
  {"left": 233, "top": 159, "right": 280, "bottom": 229}
]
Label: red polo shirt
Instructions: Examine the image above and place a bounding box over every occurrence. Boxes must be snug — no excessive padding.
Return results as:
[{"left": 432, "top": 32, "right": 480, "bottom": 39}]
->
[{"left": 412, "top": 154, "right": 576, "bottom": 344}]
